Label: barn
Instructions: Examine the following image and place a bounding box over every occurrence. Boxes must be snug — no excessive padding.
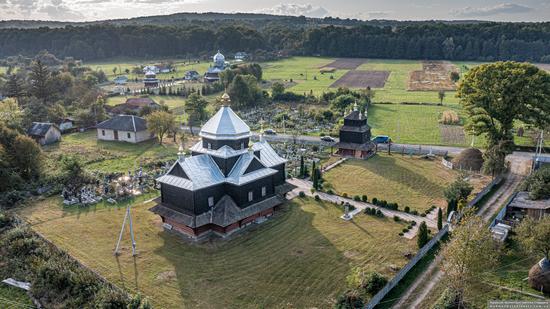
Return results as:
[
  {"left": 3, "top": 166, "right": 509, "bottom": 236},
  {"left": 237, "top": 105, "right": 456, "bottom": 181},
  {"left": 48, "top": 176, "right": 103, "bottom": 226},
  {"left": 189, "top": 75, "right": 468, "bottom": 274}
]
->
[{"left": 27, "top": 122, "right": 61, "bottom": 145}]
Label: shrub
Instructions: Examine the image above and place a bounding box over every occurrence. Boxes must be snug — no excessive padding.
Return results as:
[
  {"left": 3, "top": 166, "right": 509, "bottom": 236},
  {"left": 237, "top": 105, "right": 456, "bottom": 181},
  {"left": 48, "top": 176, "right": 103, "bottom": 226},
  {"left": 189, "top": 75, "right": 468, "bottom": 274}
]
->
[
  {"left": 342, "top": 193, "right": 348, "bottom": 198},
  {"left": 411, "top": 221, "right": 417, "bottom": 226},
  {"left": 372, "top": 198, "right": 378, "bottom": 205},
  {"left": 361, "top": 195, "right": 368, "bottom": 202},
  {"left": 411, "top": 210, "right": 419, "bottom": 215},
  {"left": 380, "top": 200, "right": 388, "bottom": 208},
  {"left": 298, "top": 191, "right": 306, "bottom": 198},
  {"left": 376, "top": 209, "right": 384, "bottom": 218},
  {"left": 353, "top": 195, "right": 361, "bottom": 202},
  {"left": 362, "top": 272, "right": 388, "bottom": 295},
  {"left": 398, "top": 232, "right": 404, "bottom": 236},
  {"left": 314, "top": 195, "right": 320, "bottom": 201},
  {"left": 327, "top": 189, "right": 334, "bottom": 195},
  {"left": 404, "top": 206, "right": 410, "bottom": 213},
  {"left": 403, "top": 228, "right": 409, "bottom": 233},
  {"left": 393, "top": 215, "right": 400, "bottom": 222},
  {"left": 334, "top": 290, "right": 364, "bottom": 309},
  {"left": 421, "top": 213, "right": 427, "bottom": 217},
  {"left": 432, "top": 288, "right": 459, "bottom": 309},
  {"left": 407, "top": 225, "right": 413, "bottom": 229}
]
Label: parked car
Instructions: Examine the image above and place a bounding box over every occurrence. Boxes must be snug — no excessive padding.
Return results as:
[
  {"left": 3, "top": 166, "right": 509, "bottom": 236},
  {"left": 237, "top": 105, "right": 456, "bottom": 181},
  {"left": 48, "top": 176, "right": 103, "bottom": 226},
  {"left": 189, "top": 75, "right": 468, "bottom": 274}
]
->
[
  {"left": 264, "top": 129, "right": 277, "bottom": 135},
  {"left": 372, "top": 135, "right": 391, "bottom": 144},
  {"left": 320, "top": 136, "right": 335, "bottom": 142}
]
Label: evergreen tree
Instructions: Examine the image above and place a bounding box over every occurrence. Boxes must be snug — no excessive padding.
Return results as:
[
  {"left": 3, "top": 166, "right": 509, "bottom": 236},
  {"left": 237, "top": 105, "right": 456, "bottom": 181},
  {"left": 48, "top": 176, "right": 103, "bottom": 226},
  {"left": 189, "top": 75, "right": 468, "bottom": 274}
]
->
[
  {"left": 5, "top": 74, "right": 25, "bottom": 103},
  {"left": 311, "top": 161, "right": 317, "bottom": 189},
  {"left": 417, "top": 221, "right": 429, "bottom": 249},
  {"left": 29, "top": 60, "right": 52, "bottom": 103},
  {"left": 299, "top": 155, "right": 305, "bottom": 178}
]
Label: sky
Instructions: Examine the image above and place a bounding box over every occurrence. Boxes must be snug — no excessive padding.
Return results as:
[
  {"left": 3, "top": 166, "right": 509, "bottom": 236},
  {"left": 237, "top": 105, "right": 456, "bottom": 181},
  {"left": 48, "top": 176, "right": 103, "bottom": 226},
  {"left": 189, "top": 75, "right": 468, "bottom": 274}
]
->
[{"left": 0, "top": 0, "right": 549, "bottom": 22}]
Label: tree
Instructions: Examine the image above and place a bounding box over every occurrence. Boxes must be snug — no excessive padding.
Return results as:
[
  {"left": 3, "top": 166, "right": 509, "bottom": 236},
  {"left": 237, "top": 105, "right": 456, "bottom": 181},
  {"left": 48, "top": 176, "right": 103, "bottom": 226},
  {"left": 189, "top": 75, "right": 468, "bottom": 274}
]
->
[
  {"left": 299, "top": 155, "right": 305, "bottom": 178},
  {"left": 0, "top": 98, "right": 23, "bottom": 129},
  {"left": 438, "top": 90, "right": 445, "bottom": 105},
  {"left": 441, "top": 210, "right": 498, "bottom": 307},
  {"left": 516, "top": 216, "right": 550, "bottom": 262},
  {"left": 47, "top": 102, "right": 67, "bottom": 124},
  {"left": 112, "top": 67, "right": 117, "bottom": 76},
  {"left": 28, "top": 60, "right": 52, "bottom": 103},
  {"left": 417, "top": 221, "right": 429, "bottom": 248},
  {"left": 184, "top": 93, "right": 208, "bottom": 135},
  {"left": 331, "top": 94, "right": 355, "bottom": 112},
  {"left": 437, "top": 208, "right": 443, "bottom": 230},
  {"left": 457, "top": 62, "right": 550, "bottom": 173},
  {"left": 227, "top": 74, "right": 262, "bottom": 108},
  {"left": 271, "top": 82, "right": 285, "bottom": 99},
  {"left": 61, "top": 155, "right": 91, "bottom": 197},
  {"left": 450, "top": 71, "right": 460, "bottom": 83},
  {"left": 11, "top": 135, "right": 42, "bottom": 180},
  {"left": 4, "top": 74, "right": 25, "bottom": 103},
  {"left": 146, "top": 111, "right": 176, "bottom": 145},
  {"left": 519, "top": 166, "right": 550, "bottom": 200},
  {"left": 444, "top": 175, "right": 473, "bottom": 205}
]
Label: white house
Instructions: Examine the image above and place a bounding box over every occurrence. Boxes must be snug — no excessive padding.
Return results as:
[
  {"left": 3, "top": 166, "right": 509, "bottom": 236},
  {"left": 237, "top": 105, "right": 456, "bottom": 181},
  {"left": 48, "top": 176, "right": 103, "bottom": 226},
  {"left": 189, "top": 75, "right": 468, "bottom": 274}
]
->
[
  {"left": 142, "top": 65, "right": 159, "bottom": 74},
  {"left": 114, "top": 75, "right": 129, "bottom": 85},
  {"left": 27, "top": 122, "right": 61, "bottom": 145},
  {"left": 96, "top": 115, "right": 153, "bottom": 144},
  {"left": 59, "top": 118, "right": 75, "bottom": 132}
]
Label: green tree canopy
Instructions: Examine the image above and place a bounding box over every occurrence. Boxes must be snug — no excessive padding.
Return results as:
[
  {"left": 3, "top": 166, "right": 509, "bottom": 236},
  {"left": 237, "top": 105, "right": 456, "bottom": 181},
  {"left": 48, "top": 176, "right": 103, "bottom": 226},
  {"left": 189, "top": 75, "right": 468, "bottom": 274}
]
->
[
  {"left": 146, "top": 110, "right": 176, "bottom": 145},
  {"left": 516, "top": 216, "right": 550, "bottom": 261}
]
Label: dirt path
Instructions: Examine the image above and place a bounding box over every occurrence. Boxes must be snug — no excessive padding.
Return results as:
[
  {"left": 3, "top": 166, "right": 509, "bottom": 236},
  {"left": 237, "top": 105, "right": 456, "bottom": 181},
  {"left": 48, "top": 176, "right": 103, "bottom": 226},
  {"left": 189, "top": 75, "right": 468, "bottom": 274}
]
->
[{"left": 393, "top": 172, "right": 523, "bottom": 309}]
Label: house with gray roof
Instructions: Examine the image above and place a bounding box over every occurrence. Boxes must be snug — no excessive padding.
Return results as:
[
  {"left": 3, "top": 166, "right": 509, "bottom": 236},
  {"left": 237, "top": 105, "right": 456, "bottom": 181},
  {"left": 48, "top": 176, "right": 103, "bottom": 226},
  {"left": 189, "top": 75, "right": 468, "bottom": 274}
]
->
[
  {"left": 150, "top": 93, "right": 289, "bottom": 240},
  {"left": 96, "top": 115, "right": 153, "bottom": 143},
  {"left": 27, "top": 122, "right": 61, "bottom": 145}
]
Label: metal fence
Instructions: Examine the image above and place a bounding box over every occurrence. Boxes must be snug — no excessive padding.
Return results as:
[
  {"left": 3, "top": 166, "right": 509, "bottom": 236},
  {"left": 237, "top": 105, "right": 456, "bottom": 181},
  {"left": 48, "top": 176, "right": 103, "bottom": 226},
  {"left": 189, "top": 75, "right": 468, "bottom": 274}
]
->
[
  {"left": 365, "top": 174, "right": 504, "bottom": 309},
  {"left": 376, "top": 143, "right": 449, "bottom": 157},
  {"left": 489, "top": 191, "right": 517, "bottom": 228}
]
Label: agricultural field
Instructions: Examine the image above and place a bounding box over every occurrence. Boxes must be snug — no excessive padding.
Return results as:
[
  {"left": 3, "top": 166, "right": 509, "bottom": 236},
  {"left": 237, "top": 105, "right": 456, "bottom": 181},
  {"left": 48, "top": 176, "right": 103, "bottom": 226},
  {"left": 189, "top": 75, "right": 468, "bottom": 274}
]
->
[
  {"left": 41, "top": 131, "right": 184, "bottom": 173},
  {"left": 20, "top": 197, "right": 415, "bottom": 308},
  {"left": 323, "top": 153, "right": 460, "bottom": 213},
  {"left": 408, "top": 61, "right": 459, "bottom": 91}
]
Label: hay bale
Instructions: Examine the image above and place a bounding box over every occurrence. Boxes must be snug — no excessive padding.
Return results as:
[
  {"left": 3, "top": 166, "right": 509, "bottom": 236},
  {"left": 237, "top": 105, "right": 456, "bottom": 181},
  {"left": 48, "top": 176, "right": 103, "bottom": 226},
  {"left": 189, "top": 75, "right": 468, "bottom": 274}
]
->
[
  {"left": 452, "top": 148, "right": 484, "bottom": 171},
  {"left": 528, "top": 260, "right": 550, "bottom": 295},
  {"left": 440, "top": 110, "right": 460, "bottom": 125}
]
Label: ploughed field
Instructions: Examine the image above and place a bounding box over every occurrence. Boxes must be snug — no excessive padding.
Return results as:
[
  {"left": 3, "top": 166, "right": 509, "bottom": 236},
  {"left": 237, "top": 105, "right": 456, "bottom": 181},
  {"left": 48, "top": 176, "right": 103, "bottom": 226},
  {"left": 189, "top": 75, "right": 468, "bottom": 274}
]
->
[
  {"left": 20, "top": 197, "right": 415, "bottom": 308},
  {"left": 322, "top": 153, "right": 458, "bottom": 213}
]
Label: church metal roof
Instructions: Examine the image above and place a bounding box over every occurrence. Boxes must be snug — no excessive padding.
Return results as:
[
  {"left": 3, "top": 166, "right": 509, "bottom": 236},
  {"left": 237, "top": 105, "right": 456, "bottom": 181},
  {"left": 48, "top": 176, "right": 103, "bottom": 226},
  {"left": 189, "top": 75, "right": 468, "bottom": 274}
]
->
[
  {"left": 190, "top": 141, "right": 248, "bottom": 158},
  {"left": 252, "top": 140, "right": 288, "bottom": 167},
  {"left": 157, "top": 154, "right": 225, "bottom": 190},
  {"left": 199, "top": 106, "right": 251, "bottom": 140}
]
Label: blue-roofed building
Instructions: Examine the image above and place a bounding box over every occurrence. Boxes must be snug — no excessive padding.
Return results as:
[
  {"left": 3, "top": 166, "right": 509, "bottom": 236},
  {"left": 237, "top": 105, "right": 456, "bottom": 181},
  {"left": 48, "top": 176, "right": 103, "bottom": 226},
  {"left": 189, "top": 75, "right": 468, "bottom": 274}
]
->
[
  {"left": 204, "top": 50, "right": 227, "bottom": 82},
  {"left": 150, "top": 93, "right": 290, "bottom": 239}
]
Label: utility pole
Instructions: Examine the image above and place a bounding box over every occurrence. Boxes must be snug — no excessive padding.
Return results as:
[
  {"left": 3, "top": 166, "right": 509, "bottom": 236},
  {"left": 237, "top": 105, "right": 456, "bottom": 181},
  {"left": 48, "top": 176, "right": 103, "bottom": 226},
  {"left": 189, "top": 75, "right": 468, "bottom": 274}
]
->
[{"left": 114, "top": 206, "right": 137, "bottom": 256}]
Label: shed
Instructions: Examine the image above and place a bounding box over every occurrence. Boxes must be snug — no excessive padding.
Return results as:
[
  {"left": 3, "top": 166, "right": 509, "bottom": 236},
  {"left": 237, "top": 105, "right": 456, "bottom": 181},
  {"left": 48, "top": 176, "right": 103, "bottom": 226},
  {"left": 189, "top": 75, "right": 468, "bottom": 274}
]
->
[{"left": 27, "top": 122, "right": 61, "bottom": 145}]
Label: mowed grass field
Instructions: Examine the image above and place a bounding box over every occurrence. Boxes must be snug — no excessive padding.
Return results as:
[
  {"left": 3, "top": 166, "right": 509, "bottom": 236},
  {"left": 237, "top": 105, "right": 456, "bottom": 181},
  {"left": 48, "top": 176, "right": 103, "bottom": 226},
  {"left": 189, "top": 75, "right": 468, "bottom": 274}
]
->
[
  {"left": 323, "top": 154, "right": 457, "bottom": 213},
  {"left": 42, "top": 131, "right": 181, "bottom": 173},
  {"left": 20, "top": 197, "right": 415, "bottom": 308}
]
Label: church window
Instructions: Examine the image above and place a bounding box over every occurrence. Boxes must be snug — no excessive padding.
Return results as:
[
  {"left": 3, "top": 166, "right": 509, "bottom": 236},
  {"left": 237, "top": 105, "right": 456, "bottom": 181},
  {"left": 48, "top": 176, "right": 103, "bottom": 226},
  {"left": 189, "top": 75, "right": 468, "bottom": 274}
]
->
[
  {"left": 248, "top": 191, "right": 253, "bottom": 202},
  {"left": 261, "top": 187, "right": 266, "bottom": 197},
  {"left": 208, "top": 197, "right": 214, "bottom": 207}
]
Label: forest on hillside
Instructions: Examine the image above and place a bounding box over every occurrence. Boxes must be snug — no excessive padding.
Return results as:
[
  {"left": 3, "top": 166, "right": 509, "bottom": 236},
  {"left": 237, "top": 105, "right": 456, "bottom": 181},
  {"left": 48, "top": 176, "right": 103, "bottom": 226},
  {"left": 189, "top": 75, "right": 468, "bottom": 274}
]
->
[{"left": 1, "top": 17, "right": 550, "bottom": 62}]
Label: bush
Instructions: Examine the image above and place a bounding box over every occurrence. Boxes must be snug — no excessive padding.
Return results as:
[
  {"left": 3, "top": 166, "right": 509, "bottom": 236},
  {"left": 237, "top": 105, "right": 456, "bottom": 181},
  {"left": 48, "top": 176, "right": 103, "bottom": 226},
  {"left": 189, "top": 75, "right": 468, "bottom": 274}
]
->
[
  {"left": 372, "top": 198, "right": 378, "bottom": 205},
  {"left": 342, "top": 193, "right": 348, "bottom": 198},
  {"left": 431, "top": 288, "right": 459, "bottom": 309},
  {"left": 334, "top": 290, "right": 364, "bottom": 309},
  {"left": 353, "top": 195, "right": 361, "bottom": 202},
  {"left": 398, "top": 232, "right": 404, "bottom": 236},
  {"left": 326, "top": 189, "right": 334, "bottom": 195},
  {"left": 403, "top": 228, "right": 409, "bottom": 233},
  {"left": 298, "top": 191, "right": 306, "bottom": 198},
  {"left": 393, "top": 215, "right": 400, "bottom": 222},
  {"left": 361, "top": 195, "right": 368, "bottom": 202},
  {"left": 404, "top": 206, "right": 410, "bottom": 213},
  {"left": 376, "top": 209, "right": 384, "bottom": 218},
  {"left": 411, "top": 210, "right": 419, "bottom": 215},
  {"left": 314, "top": 195, "right": 320, "bottom": 201},
  {"left": 362, "top": 272, "right": 388, "bottom": 295},
  {"left": 380, "top": 200, "right": 387, "bottom": 208},
  {"left": 421, "top": 213, "right": 427, "bottom": 217},
  {"left": 411, "top": 221, "right": 417, "bottom": 226},
  {"left": 407, "top": 225, "right": 413, "bottom": 229}
]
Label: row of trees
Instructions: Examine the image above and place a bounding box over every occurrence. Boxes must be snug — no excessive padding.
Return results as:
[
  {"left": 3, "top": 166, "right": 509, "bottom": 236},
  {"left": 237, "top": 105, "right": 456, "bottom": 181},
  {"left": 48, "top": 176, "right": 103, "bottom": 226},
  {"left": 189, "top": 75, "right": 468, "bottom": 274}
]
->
[{"left": 2, "top": 22, "right": 550, "bottom": 62}]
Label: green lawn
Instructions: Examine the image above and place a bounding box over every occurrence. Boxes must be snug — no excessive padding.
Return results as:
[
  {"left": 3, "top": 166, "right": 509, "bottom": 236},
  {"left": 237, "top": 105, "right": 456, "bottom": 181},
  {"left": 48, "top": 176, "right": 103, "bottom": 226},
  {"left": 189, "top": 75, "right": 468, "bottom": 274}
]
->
[
  {"left": 0, "top": 284, "right": 34, "bottom": 309},
  {"left": 323, "top": 153, "right": 457, "bottom": 212},
  {"left": 42, "top": 131, "right": 180, "bottom": 173},
  {"left": 20, "top": 197, "right": 415, "bottom": 308}
]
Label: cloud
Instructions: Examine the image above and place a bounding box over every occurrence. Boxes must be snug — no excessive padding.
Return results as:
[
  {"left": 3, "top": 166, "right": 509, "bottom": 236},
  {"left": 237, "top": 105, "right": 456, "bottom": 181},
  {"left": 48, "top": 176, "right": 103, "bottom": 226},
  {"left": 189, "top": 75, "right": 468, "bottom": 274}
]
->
[
  {"left": 451, "top": 3, "right": 533, "bottom": 17},
  {"left": 39, "top": 0, "right": 84, "bottom": 20},
  {"left": 367, "top": 11, "right": 392, "bottom": 19},
  {"left": 260, "top": 3, "right": 329, "bottom": 18}
]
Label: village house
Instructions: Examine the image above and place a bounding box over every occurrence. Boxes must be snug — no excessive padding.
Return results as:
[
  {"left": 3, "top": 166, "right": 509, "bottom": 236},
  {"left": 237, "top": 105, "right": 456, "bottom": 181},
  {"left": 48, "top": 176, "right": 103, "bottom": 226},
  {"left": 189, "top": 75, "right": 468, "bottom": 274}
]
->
[
  {"left": 150, "top": 93, "right": 290, "bottom": 240},
  {"left": 111, "top": 97, "right": 160, "bottom": 115},
  {"left": 234, "top": 52, "right": 248, "bottom": 61},
  {"left": 142, "top": 65, "right": 159, "bottom": 74},
  {"left": 96, "top": 115, "right": 153, "bottom": 143},
  {"left": 113, "top": 75, "right": 128, "bottom": 85},
  {"left": 507, "top": 192, "right": 550, "bottom": 221},
  {"left": 336, "top": 103, "right": 375, "bottom": 159},
  {"left": 184, "top": 70, "right": 200, "bottom": 80},
  {"left": 27, "top": 122, "right": 61, "bottom": 145},
  {"left": 58, "top": 117, "right": 75, "bottom": 132}
]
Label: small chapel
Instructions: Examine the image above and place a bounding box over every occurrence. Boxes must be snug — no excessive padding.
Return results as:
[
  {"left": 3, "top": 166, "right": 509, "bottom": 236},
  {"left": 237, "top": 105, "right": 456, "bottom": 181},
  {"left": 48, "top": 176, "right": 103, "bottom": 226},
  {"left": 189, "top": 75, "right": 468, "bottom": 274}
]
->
[
  {"left": 335, "top": 103, "right": 375, "bottom": 159},
  {"left": 150, "top": 94, "right": 289, "bottom": 239}
]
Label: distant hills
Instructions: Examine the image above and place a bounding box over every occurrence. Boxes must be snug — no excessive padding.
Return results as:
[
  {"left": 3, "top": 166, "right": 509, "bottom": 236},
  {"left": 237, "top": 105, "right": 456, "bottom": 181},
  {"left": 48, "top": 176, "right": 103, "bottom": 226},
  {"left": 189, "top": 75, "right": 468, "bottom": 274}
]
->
[{"left": 0, "top": 12, "right": 490, "bottom": 29}]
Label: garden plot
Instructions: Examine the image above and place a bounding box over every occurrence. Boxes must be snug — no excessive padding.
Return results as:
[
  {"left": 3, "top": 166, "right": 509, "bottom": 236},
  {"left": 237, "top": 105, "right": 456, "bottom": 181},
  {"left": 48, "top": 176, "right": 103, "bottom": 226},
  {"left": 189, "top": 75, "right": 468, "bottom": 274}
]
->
[
  {"left": 408, "top": 61, "right": 459, "bottom": 91},
  {"left": 439, "top": 125, "right": 466, "bottom": 145},
  {"left": 320, "top": 58, "right": 366, "bottom": 70},
  {"left": 329, "top": 70, "right": 390, "bottom": 89}
]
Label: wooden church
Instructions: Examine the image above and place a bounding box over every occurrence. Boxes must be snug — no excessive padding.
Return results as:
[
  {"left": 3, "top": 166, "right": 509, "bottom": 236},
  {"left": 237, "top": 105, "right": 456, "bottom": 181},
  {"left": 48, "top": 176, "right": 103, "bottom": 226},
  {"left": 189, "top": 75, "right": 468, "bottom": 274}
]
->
[
  {"left": 150, "top": 94, "right": 288, "bottom": 239},
  {"left": 336, "top": 102, "right": 375, "bottom": 159}
]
